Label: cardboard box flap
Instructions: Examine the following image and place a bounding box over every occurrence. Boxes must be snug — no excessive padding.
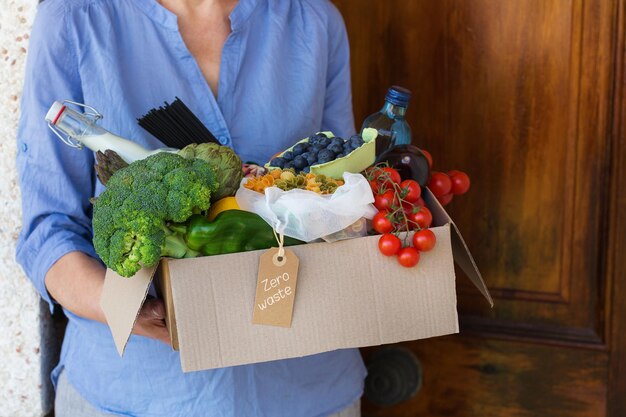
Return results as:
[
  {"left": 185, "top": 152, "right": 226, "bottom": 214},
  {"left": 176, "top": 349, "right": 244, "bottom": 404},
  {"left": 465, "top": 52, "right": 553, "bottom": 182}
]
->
[
  {"left": 101, "top": 266, "right": 158, "bottom": 356},
  {"left": 424, "top": 188, "right": 493, "bottom": 307},
  {"left": 156, "top": 259, "right": 179, "bottom": 350},
  {"left": 450, "top": 222, "right": 493, "bottom": 306}
]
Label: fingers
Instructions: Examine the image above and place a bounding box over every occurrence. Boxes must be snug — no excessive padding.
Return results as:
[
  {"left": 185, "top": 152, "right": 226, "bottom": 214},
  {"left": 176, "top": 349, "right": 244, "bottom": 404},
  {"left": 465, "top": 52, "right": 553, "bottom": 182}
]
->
[
  {"left": 134, "top": 319, "right": 172, "bottom": 347},
  {"left": 140, "top": 298, "right": 166, "bottom": 320},
  {"left": 133, "top": 298, "right": 172, "bottom": 346},
  {"left": 152, "top": 325, "right": 172, "bottom": 346}
]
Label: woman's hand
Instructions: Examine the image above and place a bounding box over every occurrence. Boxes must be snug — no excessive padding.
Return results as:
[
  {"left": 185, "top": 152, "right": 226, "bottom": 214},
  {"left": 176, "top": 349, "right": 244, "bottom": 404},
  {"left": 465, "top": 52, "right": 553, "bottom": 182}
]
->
[
  {"left": 45, "top": 252, "right": 171, "bottom": 346},
  {"left": 133, "top": 298, "right": 172, "bottom": 346}
]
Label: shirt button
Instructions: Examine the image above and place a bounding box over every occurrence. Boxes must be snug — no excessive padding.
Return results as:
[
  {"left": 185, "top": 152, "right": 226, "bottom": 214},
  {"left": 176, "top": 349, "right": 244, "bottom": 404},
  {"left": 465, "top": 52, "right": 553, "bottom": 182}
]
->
[
  {"left": 21, "top": 143, "right": 28, "bottom": 152},
  {"left": 218, "top": 136, "right": 228, "bottom": 145}
]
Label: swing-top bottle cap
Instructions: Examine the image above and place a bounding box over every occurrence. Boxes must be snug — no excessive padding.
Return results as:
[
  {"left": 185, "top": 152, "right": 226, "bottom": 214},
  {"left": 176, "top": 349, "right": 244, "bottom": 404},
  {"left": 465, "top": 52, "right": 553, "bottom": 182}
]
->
[
  {"left": 44, "top": 100, "right": 106, "bottom": 150},
  {"left": 45, "top": 101, "right": 66, "bottom": 125}
]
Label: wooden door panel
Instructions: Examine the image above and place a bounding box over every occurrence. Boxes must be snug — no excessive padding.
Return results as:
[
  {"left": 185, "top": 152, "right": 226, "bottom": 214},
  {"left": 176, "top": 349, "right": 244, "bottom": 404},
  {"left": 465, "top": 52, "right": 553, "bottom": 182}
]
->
[
  {"left": 449, "top": 0, "right": 613, "bottom": 344},
  {"left": 334, "top": 0, "right": 610, "bottom": 338},
  {"left": 332, "top": 0, "right": 624, "bottom": 415}
]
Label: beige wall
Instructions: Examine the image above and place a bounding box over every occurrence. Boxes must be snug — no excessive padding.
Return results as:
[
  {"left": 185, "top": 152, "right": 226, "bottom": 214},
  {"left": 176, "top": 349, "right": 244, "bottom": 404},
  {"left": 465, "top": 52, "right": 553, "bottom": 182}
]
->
[{"left": 0, "top": 1, "right": 56, "bottom": 415}]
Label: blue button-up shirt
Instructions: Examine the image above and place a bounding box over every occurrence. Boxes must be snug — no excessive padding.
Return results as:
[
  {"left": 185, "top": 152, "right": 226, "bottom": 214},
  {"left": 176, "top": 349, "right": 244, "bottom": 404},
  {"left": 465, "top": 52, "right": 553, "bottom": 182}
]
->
[{"left": 15, "top": 0, "right": 366, "bottom": 415}]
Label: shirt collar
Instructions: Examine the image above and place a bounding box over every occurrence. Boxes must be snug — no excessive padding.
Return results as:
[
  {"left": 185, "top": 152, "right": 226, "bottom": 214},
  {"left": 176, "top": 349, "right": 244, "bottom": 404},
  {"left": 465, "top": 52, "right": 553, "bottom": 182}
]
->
[
  {"left": 229, "top": 0, "right": 259, "bottom": 31},
  {"left": 132, "top": 0, "right": 178, "bottom": 29},
  {"left": 132, "top": 0, "right": 259, "bottom": 31}
]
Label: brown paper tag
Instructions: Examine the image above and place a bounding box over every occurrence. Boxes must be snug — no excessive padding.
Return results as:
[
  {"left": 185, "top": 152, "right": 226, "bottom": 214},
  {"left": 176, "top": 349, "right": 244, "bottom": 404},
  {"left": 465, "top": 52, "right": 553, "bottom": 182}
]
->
[{"left": 252, "top": 248, "right": 300, "bottom": 327}]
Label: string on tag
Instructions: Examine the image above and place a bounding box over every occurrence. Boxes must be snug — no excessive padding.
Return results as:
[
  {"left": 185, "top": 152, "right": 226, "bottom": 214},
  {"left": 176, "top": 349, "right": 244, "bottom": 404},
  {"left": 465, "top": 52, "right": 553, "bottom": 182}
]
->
[{"left": 272, "top": 229, "right": 286, "bottom": 266}]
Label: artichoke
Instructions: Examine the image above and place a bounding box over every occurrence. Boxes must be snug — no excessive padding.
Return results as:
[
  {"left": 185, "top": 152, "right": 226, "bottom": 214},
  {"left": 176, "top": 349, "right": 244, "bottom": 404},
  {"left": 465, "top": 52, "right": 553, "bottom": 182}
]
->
[{"left": 178, "top": 143, "right": 243, "bottom": 202}]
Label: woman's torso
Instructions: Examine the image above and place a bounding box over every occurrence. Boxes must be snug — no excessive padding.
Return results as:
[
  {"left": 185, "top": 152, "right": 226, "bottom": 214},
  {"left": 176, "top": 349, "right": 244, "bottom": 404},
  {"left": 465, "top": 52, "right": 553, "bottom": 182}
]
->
[{"left": 50, "top": 0, "right": 364, "bottom": 415}]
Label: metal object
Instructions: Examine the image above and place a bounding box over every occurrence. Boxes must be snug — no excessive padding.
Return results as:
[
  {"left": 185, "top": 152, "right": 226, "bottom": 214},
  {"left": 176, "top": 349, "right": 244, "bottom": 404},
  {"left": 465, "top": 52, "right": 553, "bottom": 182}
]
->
[
  {"left": 46, "top": 100, "right": 102, "bottom": 149},
  {"left": 363, "top": 346, "right": 422, "bottom": 407}
]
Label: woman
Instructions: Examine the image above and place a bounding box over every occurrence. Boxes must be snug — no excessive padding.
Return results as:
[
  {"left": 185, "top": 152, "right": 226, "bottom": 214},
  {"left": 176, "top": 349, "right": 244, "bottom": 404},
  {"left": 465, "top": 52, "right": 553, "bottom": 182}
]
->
[{"left": 16, "top": 0, "right": 366, "bottom": 415}]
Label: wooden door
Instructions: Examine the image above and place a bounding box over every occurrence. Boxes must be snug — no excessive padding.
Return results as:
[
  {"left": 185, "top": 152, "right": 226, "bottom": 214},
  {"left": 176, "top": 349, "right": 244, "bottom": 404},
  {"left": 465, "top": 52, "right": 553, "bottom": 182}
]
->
[{"left": 332, "top": 0, "right": 626, "bottom": 416}]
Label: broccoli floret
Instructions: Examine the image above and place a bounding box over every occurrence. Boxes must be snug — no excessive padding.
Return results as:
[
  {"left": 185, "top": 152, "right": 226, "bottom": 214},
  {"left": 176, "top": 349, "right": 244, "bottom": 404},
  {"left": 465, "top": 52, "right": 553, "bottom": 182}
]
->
[{"left": 92, "top": 152, "right": 218, "bottom": 277}]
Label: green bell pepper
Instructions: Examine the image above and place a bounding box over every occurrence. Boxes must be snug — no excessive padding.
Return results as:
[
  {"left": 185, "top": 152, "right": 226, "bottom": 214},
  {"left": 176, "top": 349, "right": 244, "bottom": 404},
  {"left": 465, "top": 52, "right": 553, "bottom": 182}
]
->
[{"left": 184, "top": 210, "right": 303, "bottom": 256}]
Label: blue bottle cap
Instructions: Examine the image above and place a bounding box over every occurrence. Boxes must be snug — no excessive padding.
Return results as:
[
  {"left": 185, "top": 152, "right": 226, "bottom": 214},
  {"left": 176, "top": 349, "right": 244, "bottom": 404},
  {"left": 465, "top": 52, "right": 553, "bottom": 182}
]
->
[{"left": 385, "top": 86, "right": 412, "bottom": 107}]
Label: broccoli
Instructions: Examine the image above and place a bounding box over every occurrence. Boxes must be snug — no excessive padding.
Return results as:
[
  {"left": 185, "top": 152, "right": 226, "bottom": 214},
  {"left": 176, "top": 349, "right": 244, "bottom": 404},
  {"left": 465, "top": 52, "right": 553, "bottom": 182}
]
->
[{"left": 92, "top": 152, "right": 218, "bottom": 277}]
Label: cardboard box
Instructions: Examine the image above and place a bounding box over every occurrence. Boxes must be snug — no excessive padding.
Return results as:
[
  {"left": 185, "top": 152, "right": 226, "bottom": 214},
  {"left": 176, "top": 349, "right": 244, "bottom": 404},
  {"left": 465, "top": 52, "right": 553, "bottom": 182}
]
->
[{"left": 101, "top": 190, "right": 492, "bottom": 372}]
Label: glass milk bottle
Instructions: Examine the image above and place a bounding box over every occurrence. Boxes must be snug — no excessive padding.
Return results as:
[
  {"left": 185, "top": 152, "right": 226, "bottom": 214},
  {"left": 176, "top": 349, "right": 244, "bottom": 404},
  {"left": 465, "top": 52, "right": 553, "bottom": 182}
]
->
[{"left": 45, "top": 100, "right": 173, "bottom": 163}]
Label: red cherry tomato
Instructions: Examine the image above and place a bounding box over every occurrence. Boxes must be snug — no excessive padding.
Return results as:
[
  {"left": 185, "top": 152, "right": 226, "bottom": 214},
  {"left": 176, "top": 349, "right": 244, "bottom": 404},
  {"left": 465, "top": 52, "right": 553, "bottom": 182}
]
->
[
  {"left": 372, "top": 211, "right": 394, "bottom": 234},
  {"left": 374, "top": 190, "right": 397, "bottom": 211},
  {"left": 363, "top": 166, "right": 379, "bottom": 179},
  {"left": 400, "top": 179, "right": 421, "bottom": 203},
  {"left": 409, "top": 206, "right": 433, "bottom": 229},
  {"left": 397, "top": 247, "right": 420, "bottom": 267},
  {"left": 436, "top": 192, "right": 454, "bottom": 206},
  {"left": 415, "top": 197, "right": 426, "bottom": 208},
  {"left": 421, "top": 149, "right": 433, "bottom": 169},
  {"left": 369, "top": 179, "right": 380, "bottom": 194},
  {"left": 428, "top": 171, "right": 452, "bottom": 197},
  {"left": 401, "top": 200, "right": 415, "bottom": 211},
  {"left": 448, "top": 170, "right": 471, "bottom": 195},
  {"left": 381, "top": 167, "right": 402, "bottom": 186},
  {"left": 378, "top": 234, "right": 402, "bottom": 256},
  {"left": 412, "top": 229, "right": 436, "bottom": 251}
]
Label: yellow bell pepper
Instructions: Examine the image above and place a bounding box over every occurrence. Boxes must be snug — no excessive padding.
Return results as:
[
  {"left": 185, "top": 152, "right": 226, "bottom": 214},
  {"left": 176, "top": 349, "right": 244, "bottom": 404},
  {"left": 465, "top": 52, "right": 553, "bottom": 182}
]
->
[{"left": 207, "top": 197, "right": 240, "bottom": 221}]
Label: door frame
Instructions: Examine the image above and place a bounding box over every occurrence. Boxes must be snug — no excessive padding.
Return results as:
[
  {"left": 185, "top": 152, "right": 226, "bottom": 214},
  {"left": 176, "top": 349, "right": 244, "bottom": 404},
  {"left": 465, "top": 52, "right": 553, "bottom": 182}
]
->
[{"left": 607, "top": 0, "right": 626, "bottom": 415}]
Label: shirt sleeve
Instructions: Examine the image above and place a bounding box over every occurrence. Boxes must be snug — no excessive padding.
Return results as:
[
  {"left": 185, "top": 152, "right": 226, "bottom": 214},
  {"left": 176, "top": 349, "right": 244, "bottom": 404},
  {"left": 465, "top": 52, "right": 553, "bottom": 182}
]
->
[
  {"left": 320, "top": 3, "right": 356, "bottom": 137},
  {"left": 15, "top": 0, "right": 98, "bottom": 313}
]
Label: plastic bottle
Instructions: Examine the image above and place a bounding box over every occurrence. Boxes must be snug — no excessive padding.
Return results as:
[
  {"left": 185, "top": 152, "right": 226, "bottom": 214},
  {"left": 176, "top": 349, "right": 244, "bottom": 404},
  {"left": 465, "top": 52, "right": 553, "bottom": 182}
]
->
[
  {"left": 361, "top": 86, "right": 413, "bottom": 155},
  {"left": 361, "top": 86, "right": 431, "bottom": 186},
  {"left": 45, "top": 101, "right": 175, "bottom": 163}
]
